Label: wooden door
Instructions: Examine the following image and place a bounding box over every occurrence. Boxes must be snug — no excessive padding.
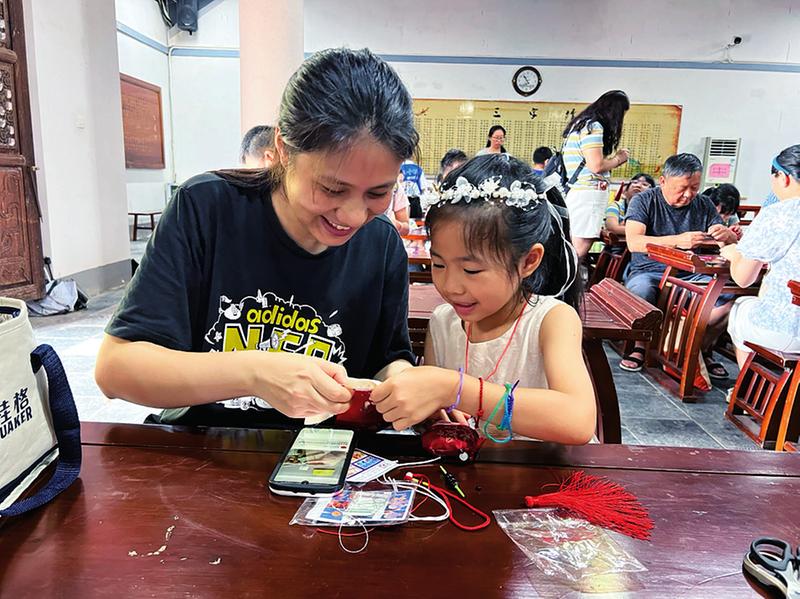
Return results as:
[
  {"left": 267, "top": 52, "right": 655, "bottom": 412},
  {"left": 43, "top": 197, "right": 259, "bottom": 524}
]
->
[{"left": 0, "top": 0, "right": 43, "bottom": 300}]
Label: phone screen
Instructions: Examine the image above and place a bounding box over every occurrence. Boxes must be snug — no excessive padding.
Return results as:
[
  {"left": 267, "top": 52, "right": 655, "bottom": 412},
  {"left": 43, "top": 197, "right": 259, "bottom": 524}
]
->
[{"left": 272, "top": 428, "right": 354, "bottom": 487}]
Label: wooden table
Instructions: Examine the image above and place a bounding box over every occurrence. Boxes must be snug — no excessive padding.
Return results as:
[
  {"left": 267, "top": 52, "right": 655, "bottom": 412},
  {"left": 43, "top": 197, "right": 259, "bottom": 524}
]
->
[
  {"left": 407, "top": 283, "right": 662, "bottom": 444},
  {"left": 646, "top": 245, "right": 733, "bottom": 401},
  {"left": 2, "top": 422, "right": 797, "bottom": 598}
]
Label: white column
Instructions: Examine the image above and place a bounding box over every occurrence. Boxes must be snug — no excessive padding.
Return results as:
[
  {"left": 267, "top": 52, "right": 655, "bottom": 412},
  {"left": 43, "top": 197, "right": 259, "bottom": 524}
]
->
[{"left": 239, "top": 0, "right": 304, "bottom": 133}]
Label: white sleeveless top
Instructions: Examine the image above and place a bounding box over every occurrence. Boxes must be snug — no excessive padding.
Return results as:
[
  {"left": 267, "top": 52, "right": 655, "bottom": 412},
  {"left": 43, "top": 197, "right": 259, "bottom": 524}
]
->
[{"left": 428, "top": 296, "right": 563, "bottom": 387}]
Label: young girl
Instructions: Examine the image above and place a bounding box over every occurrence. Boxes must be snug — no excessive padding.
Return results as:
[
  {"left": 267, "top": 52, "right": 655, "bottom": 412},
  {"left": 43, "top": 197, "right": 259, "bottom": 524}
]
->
[
  {"left": 721, "top": 145, "right": 800, "bottom": 367},
  {"left": 95, "top": 48, "right": 418, "bottom": 426},
  {"left": 371, "top": 155, "right": 597, "bottom": 445},
  {"left": 562, "top": 90, "right": 631, "bottom": 259}
]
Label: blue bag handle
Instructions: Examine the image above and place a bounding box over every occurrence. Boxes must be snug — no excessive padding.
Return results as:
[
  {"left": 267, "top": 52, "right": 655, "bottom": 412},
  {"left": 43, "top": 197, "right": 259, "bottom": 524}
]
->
[{"left": 0, "top": 344, "right": 82, "bottom": 516}]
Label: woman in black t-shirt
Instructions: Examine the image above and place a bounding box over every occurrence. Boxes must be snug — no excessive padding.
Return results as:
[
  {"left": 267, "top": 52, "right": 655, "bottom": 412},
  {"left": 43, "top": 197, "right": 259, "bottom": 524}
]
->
[{"left": 96, "top": 49, "right": 418, "bottom": 424}]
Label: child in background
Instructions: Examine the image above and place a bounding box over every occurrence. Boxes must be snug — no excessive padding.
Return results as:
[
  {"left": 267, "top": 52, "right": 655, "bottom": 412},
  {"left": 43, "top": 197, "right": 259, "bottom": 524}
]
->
[
  {"left": 702, "top": 183, "right": 743, "bottom": 239},
  {"left": 371, "top": 155, "right": 596, "bottom": 444},
  {"left": 531, "top": 146, "right": 553, "bottom": 176},
  {"left": 721, "top": 145, "right": 800, "bottom": 367},
  {"left": 437, "top": 149, "right": 468, "bottom": 188},
  {"left": 386, "top": 174, "right": 411, "bottom": 235},
  {"left": 605, "top": 173, "right": 655, "bottom": 236}
]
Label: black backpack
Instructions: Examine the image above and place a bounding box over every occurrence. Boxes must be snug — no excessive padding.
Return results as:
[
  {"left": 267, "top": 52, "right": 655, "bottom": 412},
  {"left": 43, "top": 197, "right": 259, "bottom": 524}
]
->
[{"left": 542, "top": 147, "right": 585, "bottom": 192}]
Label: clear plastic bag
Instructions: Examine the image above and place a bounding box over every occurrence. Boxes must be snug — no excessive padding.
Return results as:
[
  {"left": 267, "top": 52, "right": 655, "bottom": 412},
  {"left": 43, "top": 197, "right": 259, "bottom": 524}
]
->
[{"left": 493, "top": 508, "right": 647, "bottom": 584}]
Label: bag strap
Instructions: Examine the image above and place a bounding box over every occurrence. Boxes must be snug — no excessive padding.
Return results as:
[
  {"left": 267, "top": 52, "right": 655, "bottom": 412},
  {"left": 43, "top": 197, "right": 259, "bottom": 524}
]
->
[
  {"left": 0, "top": 345, "right": 82, "bottom": 517},
  {"left": 558, "top": 136, "right": 586, "bottom": 188}
]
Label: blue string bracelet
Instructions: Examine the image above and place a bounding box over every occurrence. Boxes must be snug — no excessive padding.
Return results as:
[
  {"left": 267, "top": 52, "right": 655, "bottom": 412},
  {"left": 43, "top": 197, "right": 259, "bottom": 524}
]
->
[
  {"left": 484, "top": 383, "right": 513, "bottom": 444},
  {"left": 499, "top": 380, "right": 520, "bottom": 432},
  {"left": 446, "top": 367, "right": 464, "bottom": 413}
]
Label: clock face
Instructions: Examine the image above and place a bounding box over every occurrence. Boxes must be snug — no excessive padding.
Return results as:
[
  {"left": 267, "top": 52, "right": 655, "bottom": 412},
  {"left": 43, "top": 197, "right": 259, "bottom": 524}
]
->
[{"left": 512, "top": 66, "right": 542, "bottom": 97}]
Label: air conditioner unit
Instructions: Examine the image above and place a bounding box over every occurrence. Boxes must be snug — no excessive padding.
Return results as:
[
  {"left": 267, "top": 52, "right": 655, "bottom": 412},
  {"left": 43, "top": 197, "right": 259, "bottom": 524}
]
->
[{"left": 702, "top": 137, "right": 740, "bottom": 187}]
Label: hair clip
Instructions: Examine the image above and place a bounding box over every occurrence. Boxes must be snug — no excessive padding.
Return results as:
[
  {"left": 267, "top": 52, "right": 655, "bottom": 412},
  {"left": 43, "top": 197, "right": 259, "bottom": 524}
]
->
[{"left": 421, "top": 176, "right": 546, "bottom": 211}]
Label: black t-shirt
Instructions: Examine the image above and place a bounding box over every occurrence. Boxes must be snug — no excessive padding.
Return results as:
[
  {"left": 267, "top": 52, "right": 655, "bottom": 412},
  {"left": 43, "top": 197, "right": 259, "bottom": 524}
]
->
[
  {"left": 625, "top": 187, "right": 722, "bottom": 275},
  {"left": 107, "top": 173, "right": 414, "bottom": 405}
]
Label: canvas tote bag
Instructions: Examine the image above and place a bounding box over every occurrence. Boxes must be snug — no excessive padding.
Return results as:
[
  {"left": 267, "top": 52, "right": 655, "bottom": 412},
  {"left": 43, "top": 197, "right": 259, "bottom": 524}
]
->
[{"left": 0, "top": 297, "right": 81, "bottom": 517}]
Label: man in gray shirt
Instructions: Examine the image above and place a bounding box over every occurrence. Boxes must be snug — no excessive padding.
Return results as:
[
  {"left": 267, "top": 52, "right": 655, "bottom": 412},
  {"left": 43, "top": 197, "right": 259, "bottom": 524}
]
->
[{"left": 619, "top": 153, "right": 738, "bottom": 376}]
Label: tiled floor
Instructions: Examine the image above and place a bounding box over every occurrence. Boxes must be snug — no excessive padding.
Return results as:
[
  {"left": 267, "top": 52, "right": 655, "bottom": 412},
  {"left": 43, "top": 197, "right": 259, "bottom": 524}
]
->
[{"left": 28, "top": 231, "right": 760, "bottom": 450}]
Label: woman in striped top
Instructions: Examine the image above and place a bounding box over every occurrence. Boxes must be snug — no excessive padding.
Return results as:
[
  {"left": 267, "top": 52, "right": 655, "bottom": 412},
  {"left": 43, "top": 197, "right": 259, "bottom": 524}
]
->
[{"left": 561, "top": 90, "right": 631, "bottom": 260}]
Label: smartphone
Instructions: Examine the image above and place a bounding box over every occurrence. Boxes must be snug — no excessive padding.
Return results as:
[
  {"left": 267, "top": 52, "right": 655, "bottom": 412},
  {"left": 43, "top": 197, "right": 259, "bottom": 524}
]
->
[{"left": 268, "top": 428, "right": 356, "bottom": 497}]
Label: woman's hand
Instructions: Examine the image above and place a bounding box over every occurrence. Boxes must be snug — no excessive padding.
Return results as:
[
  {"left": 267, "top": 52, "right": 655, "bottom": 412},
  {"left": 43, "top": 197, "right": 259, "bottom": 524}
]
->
[
  {"left": 614, "top": 148, "right": 630, "bottom": 166},
  {"left": 249, "top": 352, "right": 352, "bottom": 418},
  {"left": 370, "top": 366, "right": 459, "bottom": 431},
  {"left": 719, "top": 242, "right": 739, "bottom": 261}
]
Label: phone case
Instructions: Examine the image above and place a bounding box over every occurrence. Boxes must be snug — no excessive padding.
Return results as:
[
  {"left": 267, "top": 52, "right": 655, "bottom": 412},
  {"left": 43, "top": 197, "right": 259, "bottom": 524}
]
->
[{"left": 267, "top": 428, "right": 356, "bottom": 496}]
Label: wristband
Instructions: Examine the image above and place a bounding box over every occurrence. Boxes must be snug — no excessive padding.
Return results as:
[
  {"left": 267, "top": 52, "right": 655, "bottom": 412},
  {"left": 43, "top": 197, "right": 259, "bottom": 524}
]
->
[
  {"left": 446, "top": 367, "right": 464, "bottom": 414},
  {"left": 483, "top": 383, "right": 513, "bottom": 444}
]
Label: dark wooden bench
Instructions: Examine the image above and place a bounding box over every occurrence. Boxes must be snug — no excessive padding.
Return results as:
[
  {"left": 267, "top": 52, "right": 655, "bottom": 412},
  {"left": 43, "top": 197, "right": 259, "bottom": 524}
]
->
[
  {"left": 129, "top": 210, "right": 162, "bottom": 241},
  {"left": 581, "top": 279, "right": 662, "bottom": 443}
]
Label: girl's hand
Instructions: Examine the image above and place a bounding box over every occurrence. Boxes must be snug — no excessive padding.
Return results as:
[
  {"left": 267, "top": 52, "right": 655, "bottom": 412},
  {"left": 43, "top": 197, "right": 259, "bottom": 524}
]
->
[
  {"left": 371, "top": 366, "right": 459, "bottom": 431},
  {"left": 250, "top": 352, "right": 352, "bottom": 418},
  {"left": 438, "top": 408, "right": 471, "bottom": 425},
  {"left": 615, "top": 148, "right": 630, "bottom": 165}
]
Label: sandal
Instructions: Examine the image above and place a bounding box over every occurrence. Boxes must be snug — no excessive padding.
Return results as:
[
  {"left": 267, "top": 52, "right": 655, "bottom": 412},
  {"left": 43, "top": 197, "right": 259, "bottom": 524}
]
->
[
  {"left": 620, "top": 347, "right": 646, "bottom": 372},
  {"left": 703, "top": 354, "right": 729, "bottom": 380}
]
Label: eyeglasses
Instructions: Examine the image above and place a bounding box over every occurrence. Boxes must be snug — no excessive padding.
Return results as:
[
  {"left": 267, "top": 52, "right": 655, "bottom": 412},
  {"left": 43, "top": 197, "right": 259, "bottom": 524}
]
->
[{"left": 490, "top": 136, "right": 506, "bottom": 142}]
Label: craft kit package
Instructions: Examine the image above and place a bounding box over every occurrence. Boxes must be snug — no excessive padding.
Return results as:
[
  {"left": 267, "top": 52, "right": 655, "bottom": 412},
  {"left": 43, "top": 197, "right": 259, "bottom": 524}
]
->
[
  {"left": 0, "top": 298, "right": 81, "bottom": 518},
  {"left": 290, "top": 486, "right": 415, "bottom": 527}
]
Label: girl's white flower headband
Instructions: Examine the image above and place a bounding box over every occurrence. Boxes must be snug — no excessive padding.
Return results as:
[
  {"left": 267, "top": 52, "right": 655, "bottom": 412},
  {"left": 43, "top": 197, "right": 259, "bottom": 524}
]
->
[{"left": 421, "top": 176, "right": 547, "bottom": 211}]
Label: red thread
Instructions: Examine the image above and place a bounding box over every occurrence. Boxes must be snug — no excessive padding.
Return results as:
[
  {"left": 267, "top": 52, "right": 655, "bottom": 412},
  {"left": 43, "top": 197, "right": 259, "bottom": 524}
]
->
[
  {"left": 464, "top": 303, "right": 527, "bottom": 382},
  {"left": 475, "top": 377, "right": 485, "bottom": 428},
  {"left": 524, "top": 471, "right": 654, "bottom": 540},
  {"left": 409, "top": 472, "right": 490, "bottom": 532}
]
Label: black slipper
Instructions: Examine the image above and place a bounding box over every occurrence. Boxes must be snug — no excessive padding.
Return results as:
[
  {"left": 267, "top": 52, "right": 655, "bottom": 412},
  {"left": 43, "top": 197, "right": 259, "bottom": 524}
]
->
[
  {"left": 620, "top": 348, "right": 646, "bottom": 372},
  {"left": 704, "top": 355, "right": 729, "bottom": 380}
]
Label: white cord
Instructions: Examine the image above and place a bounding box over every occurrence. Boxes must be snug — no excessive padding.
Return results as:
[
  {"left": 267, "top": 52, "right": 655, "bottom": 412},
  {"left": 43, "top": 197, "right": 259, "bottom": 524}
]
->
[
  {"left": 376, "top": 475, "right": 450, "bottom": 523},
  {"left": 338, "top": 517, "right": 370, "bottom": 554},
  {"left": 390, "top": 457, "right": 441, "bottom": 471}
]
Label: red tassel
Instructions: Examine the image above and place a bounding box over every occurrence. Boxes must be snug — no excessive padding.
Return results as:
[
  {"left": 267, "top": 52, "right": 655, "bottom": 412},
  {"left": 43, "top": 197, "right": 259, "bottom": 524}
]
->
[{"left": 524, "top": 471, "right": 654, "bottom": 540}]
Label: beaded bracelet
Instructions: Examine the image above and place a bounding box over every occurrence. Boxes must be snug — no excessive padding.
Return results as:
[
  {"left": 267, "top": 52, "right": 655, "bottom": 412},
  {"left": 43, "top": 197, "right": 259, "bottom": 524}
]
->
[{"left": 446, "top": 367, "right": 464, "bottom": 414}]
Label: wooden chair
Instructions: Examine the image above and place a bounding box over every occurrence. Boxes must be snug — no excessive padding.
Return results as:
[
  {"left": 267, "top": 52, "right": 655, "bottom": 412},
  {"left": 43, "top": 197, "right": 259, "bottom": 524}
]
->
[
  {"left": 737, "top": 204, "right": 761, "bottom": 227},
  {"left": 725, "top": 342, "right": 800, "bottom": 450},
  {"left": 653, "top": 274, "right": 711, "bottom": 398},
  {"left": 129, "top": 210, "right": 162, "bottom": 241},
  {"left": 588, "top": 229, "right": 630, "bottom": 289}
]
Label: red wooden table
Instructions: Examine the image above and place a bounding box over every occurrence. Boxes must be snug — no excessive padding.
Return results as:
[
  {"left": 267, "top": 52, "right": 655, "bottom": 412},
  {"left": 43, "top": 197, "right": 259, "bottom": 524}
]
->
[{"left": 1, "top": 422, "right": 797, "bottom": 598}]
